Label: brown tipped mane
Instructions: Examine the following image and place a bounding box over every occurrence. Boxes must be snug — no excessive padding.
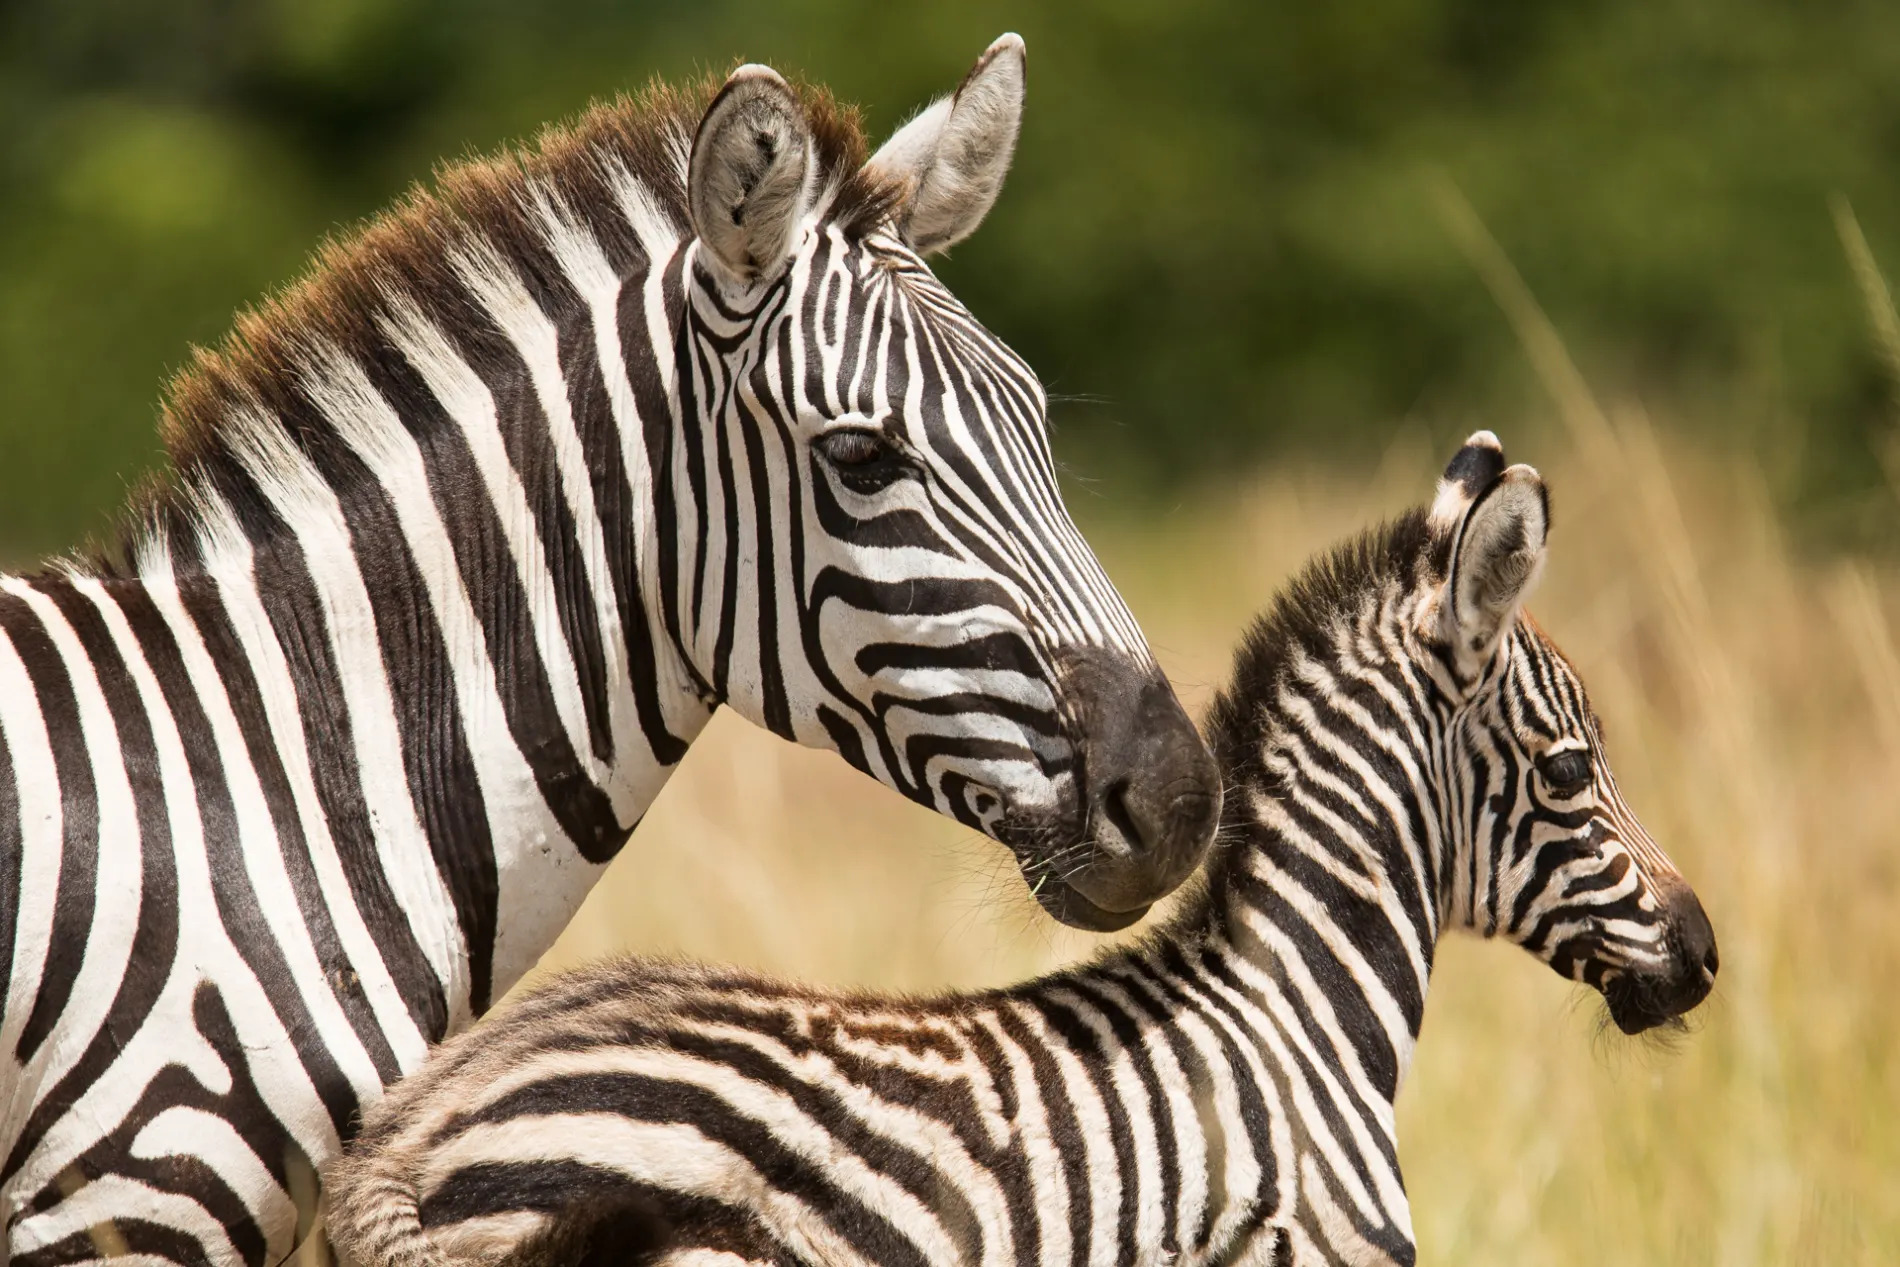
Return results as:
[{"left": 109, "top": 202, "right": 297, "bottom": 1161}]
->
[{"left": 95, "top": 71, "right": 897, "bottom": 574}]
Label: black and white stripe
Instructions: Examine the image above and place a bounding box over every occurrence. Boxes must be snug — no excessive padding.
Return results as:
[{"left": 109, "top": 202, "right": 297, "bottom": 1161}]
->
[
  {"left": 325, "top": 434, "right": 1718, "bottom": 1267},
  {"left": 0, "top": 38, "right": 1220, "bottom": 1266}
]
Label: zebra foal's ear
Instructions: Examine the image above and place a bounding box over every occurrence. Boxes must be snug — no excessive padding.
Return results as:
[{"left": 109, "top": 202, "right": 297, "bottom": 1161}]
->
[
  {"left": 689, "top": 64, "right": 814, "bottom": 287},
  {"left": 867, "top": 33, "right": 1026, "bottom": 255},
  {"left": 1428, "top": 429, "right": 1508, "bottom": 533},
  {"left": 1439, "top": 452, "right": 1549, "bottom": 670}
]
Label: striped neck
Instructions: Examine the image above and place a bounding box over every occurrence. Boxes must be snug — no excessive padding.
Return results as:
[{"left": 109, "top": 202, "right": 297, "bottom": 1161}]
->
[
  {"left": 1191, "top": 570, "right": 1456, "bottom": 1115},
  {"left": 129, "top": 225, "right": 717, "bottom": 1025}
]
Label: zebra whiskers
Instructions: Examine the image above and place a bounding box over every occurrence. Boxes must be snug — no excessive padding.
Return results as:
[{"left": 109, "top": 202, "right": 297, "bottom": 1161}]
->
[{"left": 325, "top": 433, "right": 1719, "bottom": 1267}]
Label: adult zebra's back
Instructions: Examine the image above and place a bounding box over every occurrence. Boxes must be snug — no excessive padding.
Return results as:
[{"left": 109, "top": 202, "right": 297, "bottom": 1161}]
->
[{"left": 0, "top": 37, "right": 1220, "bottom": 1266}]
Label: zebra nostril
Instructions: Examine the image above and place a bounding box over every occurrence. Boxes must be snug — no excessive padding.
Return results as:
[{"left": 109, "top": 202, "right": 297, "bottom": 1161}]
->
[
  {"left": 1702, "top": 945, "right": 1720, "bottom": 980},
  {"left": 1099, "top": 779, "right": 1141, "bottom": 859}
]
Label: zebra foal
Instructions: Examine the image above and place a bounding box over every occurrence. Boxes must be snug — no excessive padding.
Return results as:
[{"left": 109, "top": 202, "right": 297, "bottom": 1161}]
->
[{"left": 326, "top": 433, "right": 1720, "bottom": 1267}]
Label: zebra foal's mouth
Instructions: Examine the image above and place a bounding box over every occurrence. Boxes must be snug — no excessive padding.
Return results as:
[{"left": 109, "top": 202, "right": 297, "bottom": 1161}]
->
[{"left": 1602, "top": 967, "right": 1714, "bottom": 1035}]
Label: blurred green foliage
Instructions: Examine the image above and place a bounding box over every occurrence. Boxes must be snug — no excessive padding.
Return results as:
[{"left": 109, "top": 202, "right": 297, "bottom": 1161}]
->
[{"left": 2, "top": 0, "right": 1898, "bottom": 560}]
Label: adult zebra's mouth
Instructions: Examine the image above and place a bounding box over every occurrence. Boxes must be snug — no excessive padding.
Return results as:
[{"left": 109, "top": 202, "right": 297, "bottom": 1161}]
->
[
  {"left": 967, "top": 647, "right": 1218, "bottom": 933},
  {"left": 992, "top": 812, "right": 1152, "bottom": 931},
  {"left": 1031, "top": 876, "right": 1151, "bottom": 933},
  {"left": 991, "top": 789, "right": 1163, "bottom": 932}
]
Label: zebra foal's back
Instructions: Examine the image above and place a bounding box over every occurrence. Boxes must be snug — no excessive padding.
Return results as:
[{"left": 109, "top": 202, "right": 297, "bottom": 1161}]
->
[
  {"left": 333, "top": 962, "right": 1078, "bottom": 1267},
  {"left": 326, "top": 433, "right": 1720, "bottom": 1267}
]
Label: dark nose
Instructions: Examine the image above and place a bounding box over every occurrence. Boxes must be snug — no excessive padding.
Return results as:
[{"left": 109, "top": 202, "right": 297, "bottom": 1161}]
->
[
  {"left": 1659, "top": 875, "right": 1719, "bottom": 1005},
  {"left": 1057, "top": 647, "right": 1220, "bottom": 922}
]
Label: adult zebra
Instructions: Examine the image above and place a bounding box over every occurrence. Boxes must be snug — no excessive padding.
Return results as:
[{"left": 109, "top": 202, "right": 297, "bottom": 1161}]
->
[
  {"left": 326, "top": 433, "right": 1719, "bottom": 1267},
  {"left": 0, "top": 35, "right": 1221, "bottom": 1267}
]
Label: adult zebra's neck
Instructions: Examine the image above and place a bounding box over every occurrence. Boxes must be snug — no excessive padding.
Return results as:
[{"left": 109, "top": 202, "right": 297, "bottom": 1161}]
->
[{"left": 126, "top": 188, "right": 714, "bottom": 1028}]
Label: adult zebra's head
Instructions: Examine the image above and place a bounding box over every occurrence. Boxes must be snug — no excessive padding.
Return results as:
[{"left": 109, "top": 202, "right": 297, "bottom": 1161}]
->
[
  {"left": 1424, "top": 434, "right": 1718, "bottom": 1033},
  {"left": 664, "top": 38, "right": 1218, "bottom": 930}
]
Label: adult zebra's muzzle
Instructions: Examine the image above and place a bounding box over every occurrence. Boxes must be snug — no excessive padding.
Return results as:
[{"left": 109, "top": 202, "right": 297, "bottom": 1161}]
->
[{"left": 1031, "top": 647, "right": 1220, "bottom": 932}]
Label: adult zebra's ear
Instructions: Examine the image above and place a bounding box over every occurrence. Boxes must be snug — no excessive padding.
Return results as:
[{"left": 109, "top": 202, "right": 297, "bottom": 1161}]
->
[
  {"left": 689, "top": 65, "right": 814, "bottom": 287},
  {"left": 868, "top": 33, "right": 1026, "bottom": 255},
  {"left": 1440, "top": 462, "right": 1550, "bottom": 675}
]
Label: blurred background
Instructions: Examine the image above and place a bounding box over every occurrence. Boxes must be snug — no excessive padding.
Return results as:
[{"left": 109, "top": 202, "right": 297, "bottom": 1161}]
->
[{"left": 2, "top": 1, "right": 1896, "bottom": 1261}]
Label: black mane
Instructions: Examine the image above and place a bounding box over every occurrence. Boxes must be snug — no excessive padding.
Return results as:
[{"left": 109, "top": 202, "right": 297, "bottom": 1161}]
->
[{"left": 1204, "top": 507, "right": 1437, "bottom": 792}]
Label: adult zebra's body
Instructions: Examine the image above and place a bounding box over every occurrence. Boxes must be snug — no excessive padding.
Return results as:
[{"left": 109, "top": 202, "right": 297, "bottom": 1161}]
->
[
  {"left": 0, "top": 38, "right": 1220, "bottom": 1266},
  {"left": 328, "top": 434, "right": 1719, "bottom": 1267}
]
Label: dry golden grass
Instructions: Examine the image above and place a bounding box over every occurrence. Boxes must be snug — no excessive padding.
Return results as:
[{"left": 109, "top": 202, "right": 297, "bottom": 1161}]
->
[{"left": 534, "top": 415, "right": 1899, "bottom": 1263}]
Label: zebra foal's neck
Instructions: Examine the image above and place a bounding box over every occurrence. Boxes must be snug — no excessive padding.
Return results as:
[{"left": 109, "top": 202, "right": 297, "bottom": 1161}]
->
[{"left": 326, "top": 434, "right": 1718, "bottom": 1267}]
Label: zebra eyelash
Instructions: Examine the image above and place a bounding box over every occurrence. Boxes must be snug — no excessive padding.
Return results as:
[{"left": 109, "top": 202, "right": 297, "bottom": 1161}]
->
[{"left": 814, "top": 427, "right": 920, "bottom": 493}]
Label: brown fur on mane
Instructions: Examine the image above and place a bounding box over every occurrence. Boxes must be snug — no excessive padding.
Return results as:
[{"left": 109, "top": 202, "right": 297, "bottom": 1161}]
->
[{"left": 97, "top": 70, "right": 899, "bottom": 572}]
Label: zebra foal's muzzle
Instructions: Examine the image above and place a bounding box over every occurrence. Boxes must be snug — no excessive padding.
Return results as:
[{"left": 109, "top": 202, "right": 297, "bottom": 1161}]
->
[
  {"left": 1602, "top": 875, "right": 1720, "bottom": 1034},
  {"left": 1025, "top": 647, "right": 1220, "bottom": 932}
]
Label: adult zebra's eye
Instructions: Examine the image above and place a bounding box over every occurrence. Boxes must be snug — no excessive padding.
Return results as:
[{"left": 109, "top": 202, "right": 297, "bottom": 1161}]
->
[
  {"left": 816, "top": 429, "right": 913, "bottom": 492},
  {"left": 819, "top": 430, "right": 885, "bottom": 466},
  {"left": 1538, "top": 749, "right": 1593, "bottom": 797}
]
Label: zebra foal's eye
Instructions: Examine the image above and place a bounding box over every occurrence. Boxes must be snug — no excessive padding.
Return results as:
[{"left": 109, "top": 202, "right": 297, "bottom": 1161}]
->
[
  {"left": 815, "top": 428, "right": 913, "bottom": 492},
  {"left": 1537, "top": 748, "right": 1593, "bottom": 796}
]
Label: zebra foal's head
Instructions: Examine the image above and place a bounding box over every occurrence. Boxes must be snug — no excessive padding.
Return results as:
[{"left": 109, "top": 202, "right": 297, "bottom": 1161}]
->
[
  {"left": 1424, "top": 433, "right": 1717, "bottom": 1034},
  {"left": 668, "top": 38, "right": 1217, "bottom": 930}
]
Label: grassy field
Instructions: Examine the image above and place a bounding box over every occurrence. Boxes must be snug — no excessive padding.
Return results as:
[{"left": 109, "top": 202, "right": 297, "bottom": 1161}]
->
[{"left": 530, "top": 403, "right": 1899, "bottom": 1262}]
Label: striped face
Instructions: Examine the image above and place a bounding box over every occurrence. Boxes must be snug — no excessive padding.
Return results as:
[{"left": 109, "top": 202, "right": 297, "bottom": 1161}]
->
[
  {"left": 1430, "top": 434, "right": 1717, "bottom": 1034},
  {"left": 676, "top": 225, "right": 1130, "bottom": 805},
  {"left": 1455, "top": 625, "right": 1717, "bottom": 1032},
  {"left": 668, "top": 49, "right": 1219, "bottom": 930}
]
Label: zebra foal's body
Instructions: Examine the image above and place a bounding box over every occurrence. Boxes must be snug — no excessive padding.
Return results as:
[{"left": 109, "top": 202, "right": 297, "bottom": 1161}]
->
[
  {"left": 329, "top": 434, "right": 1719, "bottom": 1267},
  {"left": 0, "top": 38, "right": 1220, "bottom": 1266}
]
